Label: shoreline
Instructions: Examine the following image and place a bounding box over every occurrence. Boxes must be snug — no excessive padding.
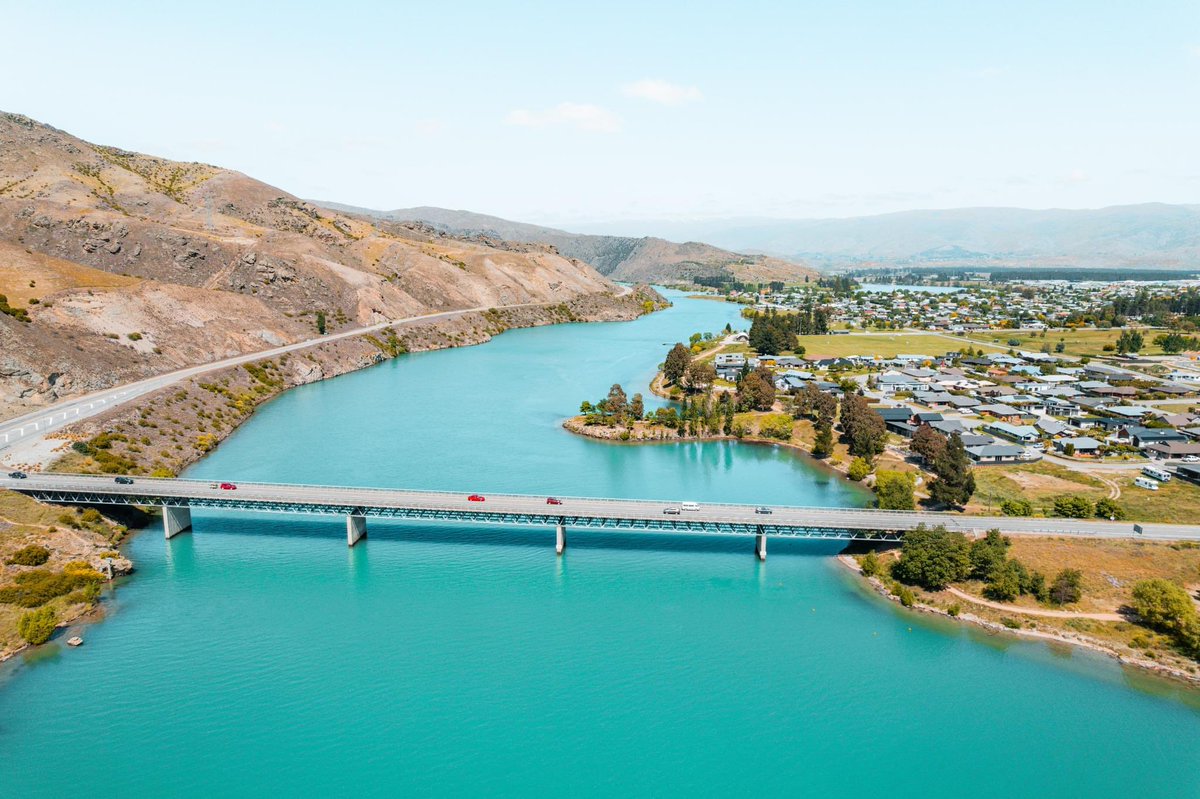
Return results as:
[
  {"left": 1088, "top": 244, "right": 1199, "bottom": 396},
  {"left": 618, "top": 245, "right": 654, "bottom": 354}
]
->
[{"left": 835, "top": 554, "right": 1200, "bottom": 687}]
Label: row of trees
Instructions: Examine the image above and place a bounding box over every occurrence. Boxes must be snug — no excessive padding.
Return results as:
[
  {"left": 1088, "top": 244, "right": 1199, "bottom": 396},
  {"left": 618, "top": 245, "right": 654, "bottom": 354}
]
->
[
  {"left": 579, "top": 384, "right": 645, "bottom": 427},
  {"left": 889, "top": 526, "right": 1083, "bottom": 606}
]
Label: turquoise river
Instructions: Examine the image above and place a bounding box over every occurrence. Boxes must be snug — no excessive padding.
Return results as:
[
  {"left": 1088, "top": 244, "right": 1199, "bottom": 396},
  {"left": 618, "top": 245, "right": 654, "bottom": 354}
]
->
[{"left": 2, "top": 290, "right": 1199, "bottom": 797}]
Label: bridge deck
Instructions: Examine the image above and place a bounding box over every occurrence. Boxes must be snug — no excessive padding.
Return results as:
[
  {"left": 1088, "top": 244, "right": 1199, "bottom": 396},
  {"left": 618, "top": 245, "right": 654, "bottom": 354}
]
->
[{"left": 4, "top": 473, "right": 1200, "bottom": 541}]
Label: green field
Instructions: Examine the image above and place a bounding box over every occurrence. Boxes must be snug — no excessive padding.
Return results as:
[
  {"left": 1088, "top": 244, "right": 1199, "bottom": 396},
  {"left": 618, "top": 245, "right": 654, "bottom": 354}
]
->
[
  {"left": 796, "top": 332, "right": 1004, "bottom": 359},
  {"left": 966, "top": 328, "right": 1165, "bottom": 358}
]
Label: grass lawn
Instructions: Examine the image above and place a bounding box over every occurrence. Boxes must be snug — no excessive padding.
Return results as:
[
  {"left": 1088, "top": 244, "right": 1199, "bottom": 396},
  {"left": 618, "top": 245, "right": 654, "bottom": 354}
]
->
[
  {"left": 797, "top": 332, "right": 1004, "bottom": 359},
  {"left": 1114, "top": 475, "right": 1200, "bottom": 524},
  {"left": 966, "top": 328, "right": 1164, "bottom": 358}
]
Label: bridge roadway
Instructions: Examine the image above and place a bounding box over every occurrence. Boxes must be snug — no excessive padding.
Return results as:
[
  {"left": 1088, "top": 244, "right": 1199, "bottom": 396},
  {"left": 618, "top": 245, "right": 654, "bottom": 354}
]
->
[{"left": 4, "top": 472, "right": 1200, "bottom": 558}]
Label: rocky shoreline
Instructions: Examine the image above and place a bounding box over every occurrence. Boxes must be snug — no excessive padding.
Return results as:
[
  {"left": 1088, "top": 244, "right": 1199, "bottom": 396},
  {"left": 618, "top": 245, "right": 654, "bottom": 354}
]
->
[{"left": 836, "top": 554, "right": 1200, "bottom": 687}]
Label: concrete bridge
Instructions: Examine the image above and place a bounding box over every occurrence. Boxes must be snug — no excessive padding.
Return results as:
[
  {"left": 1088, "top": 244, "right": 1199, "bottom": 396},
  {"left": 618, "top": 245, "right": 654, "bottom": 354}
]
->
[{"left": 5, "top": 472, "right": 1200, "bottom": 560}]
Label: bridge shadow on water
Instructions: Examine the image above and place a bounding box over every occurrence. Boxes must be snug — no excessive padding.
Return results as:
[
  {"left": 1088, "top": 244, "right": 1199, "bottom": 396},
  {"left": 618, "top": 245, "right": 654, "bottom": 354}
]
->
[{"left": 182, "top": 511, "right": 846, "bottom": 557}]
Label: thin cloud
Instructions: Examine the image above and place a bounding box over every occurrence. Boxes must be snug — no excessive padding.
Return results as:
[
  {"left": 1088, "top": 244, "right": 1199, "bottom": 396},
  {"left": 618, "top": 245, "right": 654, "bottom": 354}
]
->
[
  {"left": 621, "top": 79, "right": 703, "bottom": 105},
  {"left": 504, "top": 103, "right": 621, "bottom": 133}
]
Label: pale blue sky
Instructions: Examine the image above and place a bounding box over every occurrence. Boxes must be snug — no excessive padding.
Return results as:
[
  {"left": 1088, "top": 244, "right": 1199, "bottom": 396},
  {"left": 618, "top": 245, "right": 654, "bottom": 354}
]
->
[{"left": 2, "top": 0, "right": 1198, "bottom": 225}]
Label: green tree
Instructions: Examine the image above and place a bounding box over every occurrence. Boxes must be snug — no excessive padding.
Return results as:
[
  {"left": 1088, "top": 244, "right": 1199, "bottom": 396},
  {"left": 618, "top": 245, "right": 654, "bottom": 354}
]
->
[
  {"left": 910, "top": 423, "right": 947, "bottom": 465},
  {"left": 663, "top": 343, "right": 692, "bottom": 385},
  {"left": 983, "top": 559, "right": 1027, "bottom": 602},
  {"left": 1130, "top": 579, "right": 1197, "bottom": 632},
  {"left": 874, "top": 470, "right": 915, "bottom": 510},
  {"left": 840, "top": 393, "right": 886, "bottom": 462},
  {"left": 1116, "top": 329, "right": 1143, "bottom": 354},
  {"left": 969, "top": 529, "right": 1010, "bottom": 581},
  {"left": 929, "top": 433, "right": 976, "bottom": 509},
  {"left": 738, "top": 366, "right": 776, "bottom": 411},
  {"left": 891, "top": 525, "right": 972, "bottom": 590},
  {"left": 629, "top": 393, "right": 644, "bottom": 421},
  {"left": 606, "top": 384, "right": 628, "bottom": 423},
  {"left": 860, "top": 550, "right": 882, "bottom": 577},
  {"left": 684, "top": 360, "right": 716, "bottom": 393},
  {"left": 316, "top": 311, "right": 327, "bottom": 335},
  {"left": 1048, "top": 569, "right": 1084, "bottom": 605},
  {"left": 17, "top": 606, "right": 57, "bottom": 645},
  {"left": 812, "top": 421, "right": 834, "bottom": 459}
]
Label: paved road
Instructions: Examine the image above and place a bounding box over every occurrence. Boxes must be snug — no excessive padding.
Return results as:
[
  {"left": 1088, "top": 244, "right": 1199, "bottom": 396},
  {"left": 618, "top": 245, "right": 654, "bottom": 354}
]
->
[
  {"left": 5, "top": 472, "right": 1199, "bottom": 541},
  {"left": 0, "top": 302, "right": 539, "bottom": 453}
]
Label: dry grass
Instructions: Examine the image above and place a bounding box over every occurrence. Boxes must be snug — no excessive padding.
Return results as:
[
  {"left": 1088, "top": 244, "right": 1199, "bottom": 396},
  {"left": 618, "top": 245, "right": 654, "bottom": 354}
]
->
[
  {"left": 968, "top": 461, "right": 1108, "bottom": 515},
  {"left": 967, "top": 327, "right": 1163, "bottom": 357},
  {"left": 1114, "top": 475, "right": 1200, "bottom": 524},
  {"left": 0, "top": 242, "right": 138, "bottom": 304}
]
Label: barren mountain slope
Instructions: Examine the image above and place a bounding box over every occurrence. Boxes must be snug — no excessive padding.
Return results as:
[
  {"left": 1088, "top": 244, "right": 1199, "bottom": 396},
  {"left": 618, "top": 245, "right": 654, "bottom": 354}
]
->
[{"left": 0, "top": 113, "right": 622, "bottom": 417}]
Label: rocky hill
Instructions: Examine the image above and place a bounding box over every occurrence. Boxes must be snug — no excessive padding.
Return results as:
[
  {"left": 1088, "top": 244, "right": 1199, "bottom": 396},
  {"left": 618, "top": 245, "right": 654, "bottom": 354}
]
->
[
  {"left": 319, "top": 204, "right": 817, "bottom": 285},
  {"left": 0, "top": 112, "right": 627, "bottom": 418}
]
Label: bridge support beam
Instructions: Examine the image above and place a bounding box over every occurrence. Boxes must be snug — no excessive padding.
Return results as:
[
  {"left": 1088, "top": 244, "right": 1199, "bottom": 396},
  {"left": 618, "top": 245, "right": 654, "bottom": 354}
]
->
[
  {"left": 347, "top": 514, "right": 367, "bottom": 547},
  {"left": 754, "top": 528, "right": 767, "bottom": 561},
  {"left": 163, "top": 505, "right": 192, "bottom": 539},
  {"left": 555, "top": 522, "right": 566, "bottom": 555}
]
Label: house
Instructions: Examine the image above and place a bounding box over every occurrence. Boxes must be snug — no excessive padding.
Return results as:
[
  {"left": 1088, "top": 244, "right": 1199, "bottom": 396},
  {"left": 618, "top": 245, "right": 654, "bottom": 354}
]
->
[
  {"left": 966, "top": 443, "right": 1026, "bottom": 463},
  {"left": 1166, "top": 370, "right": 1200, "bottom": 383},
  {"left": 874, "top": 406, "right": 915, "bottom": 424},
  {"left": 1053, "top": 436, "right": 1102, "bottom": 455},
  {"left": 1126, "top": 426, "right": 1188, "bottom": 448},
  {"left": 1144, "top": 441, "right": 1200, "bottom": 460},
  {"left": 943, "top": 395, "right": 981, "bottom": 410},
  {"left": 959, "top": 433, "right": 996, "bottom": 448},
  {"left": 976, "top": 403, "right": 1025, "bottom": 423},
  {"left": 930, "top": 419, "right": 968, "bottom": 436},
  {"left": 984, "top": 422, "right": 1041, "bottom": 443},
  {"left": 1089, "top": 385, "right": 1139, "bottom": 399},
  {"left": 1102, "top": 405, "right": 1154, "bottom": 421},
  {"left": 1036, "top": 418, "right": 1071, "bottom": 438},
  {"left": 913, "top": 412, "right": 944, "bottom": 425}
]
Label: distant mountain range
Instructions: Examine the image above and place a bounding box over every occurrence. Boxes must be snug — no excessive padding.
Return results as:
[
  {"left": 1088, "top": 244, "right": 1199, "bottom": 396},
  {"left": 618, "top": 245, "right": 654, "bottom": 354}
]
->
[
  {"left": 317, "top": 203, "right": 818, "bottom": 284},
  {"left": 565, "top": 204, "right": 1200, "bottom": 270}
]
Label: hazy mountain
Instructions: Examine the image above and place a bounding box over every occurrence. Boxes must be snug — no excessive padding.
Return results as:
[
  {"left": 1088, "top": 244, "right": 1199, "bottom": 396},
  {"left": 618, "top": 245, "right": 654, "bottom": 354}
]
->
[
  {"left": 319, "top": 203, "right": 818, "bottom": 284},
  {"left": 568, "top": 204, "right": 1200, "bottom": 269}
]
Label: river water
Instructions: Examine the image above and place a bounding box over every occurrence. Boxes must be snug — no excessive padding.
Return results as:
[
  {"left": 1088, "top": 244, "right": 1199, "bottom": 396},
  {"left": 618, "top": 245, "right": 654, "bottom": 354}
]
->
[{"left": 2, "top": 291, "right": 1198, "bottom": 797}]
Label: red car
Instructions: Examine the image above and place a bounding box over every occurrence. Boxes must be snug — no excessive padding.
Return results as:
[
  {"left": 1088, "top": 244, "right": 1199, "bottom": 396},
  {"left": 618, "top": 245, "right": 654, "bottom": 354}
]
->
[
  {"left": 546, "top": 497, "right": 562, "bottom": 505},
  {"left": 220, "top": 482, "right": 237, "bottom": 490},
  {"left": 467, "top": 494, "right": 485, "bottom": 502}
]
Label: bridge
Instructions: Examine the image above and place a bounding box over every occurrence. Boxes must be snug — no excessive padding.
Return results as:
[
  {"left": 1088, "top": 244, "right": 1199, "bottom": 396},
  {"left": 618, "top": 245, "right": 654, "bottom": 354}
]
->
[{"left": 5, "top": 472, "right": 1200, "bottom": 559}]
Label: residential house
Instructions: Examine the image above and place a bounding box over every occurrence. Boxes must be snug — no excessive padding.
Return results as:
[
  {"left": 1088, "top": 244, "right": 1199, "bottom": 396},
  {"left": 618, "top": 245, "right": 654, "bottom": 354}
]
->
[
  {"left": 966, "top": 443, "right": 1026, "bottom": 463},
  {"left": 983, "top": 422, "right": 1040, "bottom": 444},
  {"left": 1053, "top": 436, "right": 1102, "bottom": 456}
]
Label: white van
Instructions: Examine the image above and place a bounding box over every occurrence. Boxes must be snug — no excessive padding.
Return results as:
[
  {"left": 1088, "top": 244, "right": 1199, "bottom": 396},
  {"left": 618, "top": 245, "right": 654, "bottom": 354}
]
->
[
  {"left": 1134, "top": 476, "right": 1160, "bottom": 491},
  {"left": 680, "top": 501, "right": 700, "bottom": 512},
  {"left": 1142, "top": 466, "right": 1171, "bottom": 483}
]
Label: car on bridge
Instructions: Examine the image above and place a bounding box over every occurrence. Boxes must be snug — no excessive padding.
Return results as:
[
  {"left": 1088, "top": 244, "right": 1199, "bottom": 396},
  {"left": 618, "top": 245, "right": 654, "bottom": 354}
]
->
[
  {"left": 219, "top": 482, "right": 238, "bottom": 490},
  {"left": 546, "top": 497, "right": 562, "bottom": 505},
  {"left": 114, "top": 476, "right": 134, "bottom": 485},
  {"left": 755, "top": 506, "right": 773, "bottom": 515},
  {"left": 468, "top": 494, "right": 485, "bottom": 502},
  {"left": 663, "top": 507, "right": 680, "bottom": 515},
  {"left": 8, "top": 471, "right": 26, "bottom": 479}
]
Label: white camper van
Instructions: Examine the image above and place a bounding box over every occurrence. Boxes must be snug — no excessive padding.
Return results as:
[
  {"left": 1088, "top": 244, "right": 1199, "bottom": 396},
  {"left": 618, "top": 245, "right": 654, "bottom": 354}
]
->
[{"left": 1134, "top": 476, "right": 1160, "bottom": 491}]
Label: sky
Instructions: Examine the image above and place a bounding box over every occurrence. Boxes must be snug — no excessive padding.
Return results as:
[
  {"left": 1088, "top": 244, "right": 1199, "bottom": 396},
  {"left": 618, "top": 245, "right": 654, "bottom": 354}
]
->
[{"left": 2, "top": 0, "right": 1198, "bottom": 228}]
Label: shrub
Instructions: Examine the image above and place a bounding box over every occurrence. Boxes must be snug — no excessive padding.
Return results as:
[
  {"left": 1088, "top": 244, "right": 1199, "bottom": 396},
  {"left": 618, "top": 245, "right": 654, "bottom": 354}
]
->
[
  {"left": 1000, "top": 498, "right": 1033, "bottom": 517},
  {"left": 6, "top": 544, "right": 50, "bottom": 566},
  {"left": 874, "top": 470, "right": 915, "bottom": 510},
  {"left": 17, "top": 607, "right": 58, "bottom": 644},
  {"left": 946, "top": 603, "right": 961, "bottom": 617},
  {"left": 1094, "top": 498, "right": 1126, "bottom": 521},
  {"left": 0, "top": 568, "right": 103, "bottom": 608},
  {"left": 757, "top": 413, "right": 793, "bottom": 440},
  {"left": 1053, "top": 495, "right": 1094, "bottom": 519},
  {"left": 896, "top": 585, "right": 915, "bottom": 607},
  {"left": 848, "top": 457, "right": 871, "bottom": 482},
  {"left": 860, "top": 550, "right": 881, "bottom": 577},
  {"left": 1000, "top": 617, "right": 1022, "bottom": 629},
  {"left": 969, "top": 529, "right": 1009, "bottom": 581}
]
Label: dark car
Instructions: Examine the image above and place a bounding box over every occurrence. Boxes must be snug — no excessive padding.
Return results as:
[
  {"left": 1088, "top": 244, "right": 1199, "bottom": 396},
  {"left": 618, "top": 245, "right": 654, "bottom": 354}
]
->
[
  {"left": 468, "top": 494, "right": 485, "bottom": 502},
  {"left": 754, "top": 506, "right": 773, "bottom": 515},
  {"left": 115, "top": 476, "right": 134, "bottom": 485},
  {"left": 8, "top": 471, "right": 27, "bottom": 479},
  {"left": 546, "top": 497, "right": 562, "bottom": 505}
]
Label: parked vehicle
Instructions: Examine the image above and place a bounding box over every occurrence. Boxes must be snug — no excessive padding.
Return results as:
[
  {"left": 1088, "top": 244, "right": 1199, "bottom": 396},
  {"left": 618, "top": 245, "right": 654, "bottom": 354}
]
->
[
  {"left": 468, "top": 494, "right": 485, "bottom": 502},
  {"left": 1142, "top": 466, "right": 1172, "bottom": 483},
  {"left": 114, "top": 476, "right": 134, "bottom": 485},
  {"left": 663, "top": 507, "right": 681, "bottom": 515},
  {"left": 1183, "top": 455, "right": 1200, "bottom": 463},
  {"left": 8, "top": 471, "right": 27, "bottom": 479},
  {"left": 680, "top": 501, "right": 700, "bottom": 512},
  {"left": 219, "top": 482, "right": 237, "bottom": 490},
  {"left": 755, "top": 506, "right": 773, "bottom": 515},
  {"left": 1134, "top": 476, "right": 1160, "bottom": 491},
  {"left": 209, "top": 482, "right": 219, "bottom": 489},
  {"left": 546, "top": 497, "right": 562, "bottom": 505}
]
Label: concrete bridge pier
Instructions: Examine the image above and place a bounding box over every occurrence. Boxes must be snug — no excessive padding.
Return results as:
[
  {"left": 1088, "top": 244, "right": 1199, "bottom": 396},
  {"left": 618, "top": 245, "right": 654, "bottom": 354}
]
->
[
  {"left": 347, "top": 514, "right": 367, "bottom": 547},
  {"left": 163, "top": 505, "right": 192, "bottom": 539},
  {"left": 754, "top": 527, "right": 767, "bottom": 561},
  {"left": 555, "top": 522, "right": 566, "bottom": 555}
]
